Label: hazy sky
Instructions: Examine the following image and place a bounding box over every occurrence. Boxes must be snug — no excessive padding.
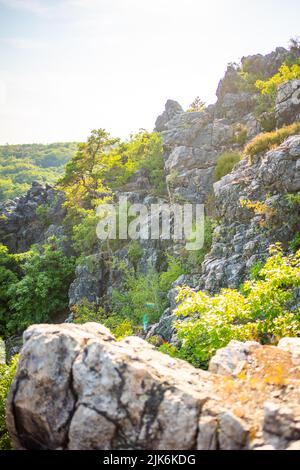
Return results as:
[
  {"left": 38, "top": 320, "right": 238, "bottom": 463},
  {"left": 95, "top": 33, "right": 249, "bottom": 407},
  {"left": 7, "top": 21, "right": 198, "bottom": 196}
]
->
[{"left": 0, "top": 0, "right": 299, "bottom": 144}]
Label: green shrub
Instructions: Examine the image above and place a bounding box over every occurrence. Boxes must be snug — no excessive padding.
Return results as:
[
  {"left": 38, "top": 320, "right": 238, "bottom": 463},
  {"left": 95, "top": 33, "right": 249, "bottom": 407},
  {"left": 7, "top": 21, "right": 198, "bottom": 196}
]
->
[
  {"left": 214, "top": 152, "right": 241, "bottom": 182},
  {"left": 7, "top": 240, "right": 75, "bottom": 334},
  {"left": 286, "top": 191, "right": 300, "bottom": 207},
  {"left": 174, "top": 244, "right": 300, "bottom": 368},
  {"left": 158, "top": 342, "right": 181, "bottom": 358},
  {"left": 256, "top": 63, "right": 300, "bottom": 99},
  {"left": 0, "top": 355, "right": 18, "bottom": 450},
  {"left": 245, "top": 122, "right": 300, "bottom": 161},
  {"left": 289, "top": 232, "right": 300, "bottom": 252},
  {"left": 72, "top": 209, "right": 100, "bottom": 256},
  {"left": 127, "top": 241, "right": 143, "bottom": 272},
  {"left": 159, "top": 255, "right": 185, "bottom": 293},
  {"left": 35, "top": 204, "right": 51, "bottom": 226},
  {"left": 0, "top": 245, "right": 19, "bottom": 337},
  {"left": 0, "top": 142, "right": 77, "bottom": 204},
  {"left": 112, "top": 267, "right": 164, "bottom": 326},
  {"left": 249, "top": 260, "right": 265, "bottom": 281},
  {"left": 72, "top": 300, "right": 139, "bottom": 339}
]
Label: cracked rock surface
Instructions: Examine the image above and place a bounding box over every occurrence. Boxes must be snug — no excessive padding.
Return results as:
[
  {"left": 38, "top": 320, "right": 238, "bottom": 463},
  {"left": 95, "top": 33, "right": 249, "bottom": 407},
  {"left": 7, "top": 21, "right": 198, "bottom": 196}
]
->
[{"left": 6, "top": 324, "right": 300, "bottom": 450}]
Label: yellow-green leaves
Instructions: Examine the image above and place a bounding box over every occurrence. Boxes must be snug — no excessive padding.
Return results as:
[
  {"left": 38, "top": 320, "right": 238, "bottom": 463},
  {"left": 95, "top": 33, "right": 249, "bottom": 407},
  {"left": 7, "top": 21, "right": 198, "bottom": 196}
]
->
[
  {"left": 174, "top": 245, "right": 300, "bottom": 368},
  {"left": 256, "top": 63, "right": 300, "bottom": 96}
]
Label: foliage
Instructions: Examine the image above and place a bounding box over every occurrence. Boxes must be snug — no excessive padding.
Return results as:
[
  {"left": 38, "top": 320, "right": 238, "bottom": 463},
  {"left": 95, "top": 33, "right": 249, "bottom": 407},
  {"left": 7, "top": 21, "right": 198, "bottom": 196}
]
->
[
  {"left": 0, "top": 143, "right": 77, "bottom": 203},
  {"left": 0, "top": 355, "right": 18, "bottom": 450},
  {"left": 5, "top": 239, "right": 75, "bottom": 335},
  {"left": 139, "top": 133, "right": 166, "bottom": 195},
  {"left": 71, "top": 208, "right": 100, "bottom": 256},
  {"left": 256, "top": 63, "right": 300, "bottom": 99},
  {"left": 174, "top": 244, "right": 300, "bottom": 368},
  {"left": 183, "top": 218, "right": 216, "bottom": 271},
  {"left": 0, "top": 245, "right": 19, "bottom": 337},
  {"left": 59, "top": 129, "right": 117, "bottom": 210},
  {"left": 112, "top": 266, "right": 164, "bottom": 325},
  {"left": 240, "top": 198, "right": 276, "bottom": 227},
  {"left": 289, "top": 232, "right": 300, "bottom": 252},
  {"left": 158, "top": 342, "right": 181, "bottom": 358},
  {"left": 249, "top": 260, "right": 265, "bottom": 281},
  {"left": 159, "top": 255, "right": 185, "bottom": 293},
  {"left": 286, "top": 191, "right": 300, "bottom": 207},
  {"left": 60, "top": 129, "right": 165, "bottom": 228},
  {"left": 127, "top": 241, "right": 143, "bottom": 272},
  {"left": 187, "top": 96, "right": 206, "bottom": 113},
  {"left": 35, "top": 204, "right": 51, "bottom": 226},
  {"left": 245, "top": 122, "right": 300, "bottom": 161},
  {"left": 214, "top": 152, "right": 241, "bottom": 182},
  {"left": 72, "top": 300, "right": 139, "bottom": 339}
]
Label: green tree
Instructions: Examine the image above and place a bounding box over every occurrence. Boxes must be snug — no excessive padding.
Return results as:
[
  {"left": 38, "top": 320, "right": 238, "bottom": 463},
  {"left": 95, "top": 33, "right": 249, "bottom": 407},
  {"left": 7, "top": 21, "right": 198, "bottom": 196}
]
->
[
  {"left": 60, "top": 129, "right": 119, "bottom": 210},
  {"left": 7, "top": 239, "right": 75, "bottom": 334},
  {"left": 0, "top": 245, "right": 19, "bottom": 337}
]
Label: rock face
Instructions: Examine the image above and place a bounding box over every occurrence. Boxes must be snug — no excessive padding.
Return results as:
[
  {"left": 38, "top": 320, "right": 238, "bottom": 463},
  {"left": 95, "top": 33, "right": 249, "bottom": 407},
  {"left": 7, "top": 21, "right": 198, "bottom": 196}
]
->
[
  {"left": 6, "top": 324, "right": 300, "bottom": 450},
  {"left": 276, "top": 79, "right": 300, "bottom": 127},
  {"left": 155, "top": 47, "right": 300, "bottom": 207},
  {"left": 0, "top": 181, "right": 67, "bottom": 253},
  {"left": 156, "top": 97, "right": 257, "bottom": 205},
  {"left": 200, "top": 135, "right": 300, "bottom": 292}
]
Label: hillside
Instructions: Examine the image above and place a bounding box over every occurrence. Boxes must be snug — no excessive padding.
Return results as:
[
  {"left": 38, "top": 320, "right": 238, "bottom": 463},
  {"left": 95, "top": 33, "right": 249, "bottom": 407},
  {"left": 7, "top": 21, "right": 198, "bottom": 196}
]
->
[
  {"left": 0, "top": 142, "right": 77, "bottom": 203},
  {"left": 1, "top": 43, "right": 300, "bottom": 450}
]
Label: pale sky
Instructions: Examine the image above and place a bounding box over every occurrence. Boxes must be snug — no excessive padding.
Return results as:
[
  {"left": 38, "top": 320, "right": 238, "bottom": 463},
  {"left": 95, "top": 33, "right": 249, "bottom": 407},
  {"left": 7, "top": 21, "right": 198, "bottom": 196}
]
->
[{"left": 0, "top": 0, "right": 299, "bottom": 144}]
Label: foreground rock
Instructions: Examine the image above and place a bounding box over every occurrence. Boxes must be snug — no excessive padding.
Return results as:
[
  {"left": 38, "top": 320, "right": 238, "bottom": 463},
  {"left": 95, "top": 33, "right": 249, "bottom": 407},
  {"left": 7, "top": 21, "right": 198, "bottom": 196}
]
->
[
  {"left": 0, "top": 338, "right": 5, "bottom": 364},
  {"left": 6, "top": 324, "right": 300, "bottom": 450}
]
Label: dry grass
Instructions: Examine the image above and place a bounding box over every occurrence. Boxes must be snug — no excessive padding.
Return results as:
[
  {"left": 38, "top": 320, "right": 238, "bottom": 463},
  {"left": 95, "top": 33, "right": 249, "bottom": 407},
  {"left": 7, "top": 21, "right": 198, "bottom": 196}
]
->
[{"left": 245, "top": 122, "right": 300, "bottom": 162}]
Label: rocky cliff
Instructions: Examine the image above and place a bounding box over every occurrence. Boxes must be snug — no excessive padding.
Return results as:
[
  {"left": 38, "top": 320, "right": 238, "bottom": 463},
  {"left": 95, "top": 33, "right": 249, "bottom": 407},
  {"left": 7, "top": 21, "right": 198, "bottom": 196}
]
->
[
  {"left": 2, "top": 47, "right": 300, "bottom": 314},
  {"left": 6, "top": 324, "right": 300, "bottom": 450}
]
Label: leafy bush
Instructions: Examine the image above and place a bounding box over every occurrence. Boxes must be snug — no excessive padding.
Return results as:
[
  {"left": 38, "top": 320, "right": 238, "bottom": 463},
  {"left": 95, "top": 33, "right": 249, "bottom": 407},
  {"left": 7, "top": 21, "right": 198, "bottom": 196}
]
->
[
  {"left": 6, "top": 240, "right": 75, "bottom": 335},
  {"left": 214, "top": 152, "right": 241, "bottom": 182},
  {"left": 35, "top": 204, "right": 51, "bottom": 226},
  {"left": 159, "top": 255, "right": 185, "bottom": 293},
  {"left": 249, "top": 260, "right": 265, "bottom": 280},
  {"left": 0, "top": 245, "right": 19, "bottom": 337},
  {"left": 112, "top": 267, "right": 164, "bottom": 326},
  {"left": 72, "top": 300, "right": 139, "bottom": 339},
  {"left": 289, "top": 232, "right": 300, "bottom": 252},
  {"left": 174, "top": 244, "right": 300, "bottom": 368},
  {"left": 127, "top": 241, "right": 143, "bottom": 272},
  {"left": 245, "top": 122, "right": 300, "bottom": 161},
  {"left": 0, "top": 355, "right": 18, "bottom": 450},
  {"left": 256, "top": 63, "right": 300, "bottom": 98},
  {"left": 72, "top": 208, "right": 100, "bottom": 256}
]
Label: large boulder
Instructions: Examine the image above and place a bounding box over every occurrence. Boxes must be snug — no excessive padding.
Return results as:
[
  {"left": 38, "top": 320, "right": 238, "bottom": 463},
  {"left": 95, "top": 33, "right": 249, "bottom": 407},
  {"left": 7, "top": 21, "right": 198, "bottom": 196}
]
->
[{"left": 6, "top": 324, "right": 300, "bottom": 450}]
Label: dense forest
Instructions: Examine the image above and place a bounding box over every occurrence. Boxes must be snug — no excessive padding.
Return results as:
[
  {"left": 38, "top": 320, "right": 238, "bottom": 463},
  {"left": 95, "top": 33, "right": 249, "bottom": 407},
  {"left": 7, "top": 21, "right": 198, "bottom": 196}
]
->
[{"left": 0, "top": 143, "right": 77, "bottom": 203}]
